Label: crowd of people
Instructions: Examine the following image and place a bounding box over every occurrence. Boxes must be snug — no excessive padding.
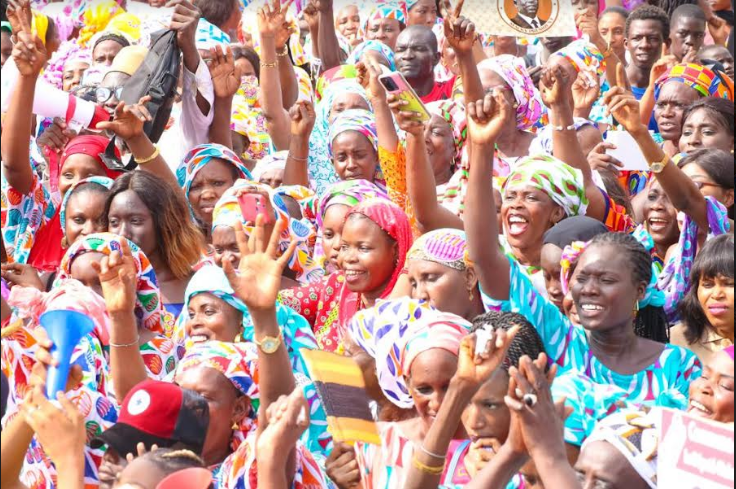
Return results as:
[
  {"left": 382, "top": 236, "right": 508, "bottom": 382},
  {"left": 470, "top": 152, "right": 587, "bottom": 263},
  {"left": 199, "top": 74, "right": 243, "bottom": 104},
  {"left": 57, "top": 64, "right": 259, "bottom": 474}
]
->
[{"left": 0, "top": 0, "right": 734, "bottom": 487}]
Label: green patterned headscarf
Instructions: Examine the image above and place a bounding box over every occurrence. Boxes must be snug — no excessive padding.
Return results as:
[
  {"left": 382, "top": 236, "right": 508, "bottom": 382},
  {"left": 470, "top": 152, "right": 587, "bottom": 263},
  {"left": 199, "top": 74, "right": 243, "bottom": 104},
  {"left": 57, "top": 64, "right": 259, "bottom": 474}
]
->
[{"left": 504, "top": 155, "right": 589, "bottom": 217}]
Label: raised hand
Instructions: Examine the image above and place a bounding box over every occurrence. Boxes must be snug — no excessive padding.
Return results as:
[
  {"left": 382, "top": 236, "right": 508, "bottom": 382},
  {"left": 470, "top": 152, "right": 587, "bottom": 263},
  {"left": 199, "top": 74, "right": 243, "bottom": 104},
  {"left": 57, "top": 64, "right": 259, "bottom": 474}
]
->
[
  {"left": 209, "top": 45, "right": 242, "bottom": 99},
  {"left": 539, "top": 65, "right": 572, "bottom": 108},
  {"left": 326, "top": 442, "right": 361, "bottom": 489},
  {"left": 12, "top": 31, "right": 47, "bottom": 77},
  {"left": 36, "top": 118, "right": 78, "bottom": 155},
  {"left": 1, "top": 262, "right": 45, "bottom": 290},
  {"left": 650, "top": 44, "right": 677, "bottom": 84},
  {"left": 387, "top": 93, "right": 425, "bottom": 136},
  {"left": 571, "top": 71, "right": 600, "bottom": 115},
  {"left": 28, "top": 328, "right": 84, "bottom": 394},
  {"left": 453, "top": 325, "right": 520, "bottom": 391},
  {"left": 223, "top": 216, "right": 298, "bottom": 312},
  {"left": 91, "top": 238, "right": 138, "bottom": 316},
  {"left": 504, "top": 354, "right": 569, "bottom": 459},
  {"left": 289, "top": 100, "right": 316, "bottom": 138},
  {"left": 302, "top": 1, "right": 320, "bottom": 30},
  {"left": 7, "top": 0, "right": 32, "bottom": 36},
  {"left": 96, "top": 96, "right": 153, "bottom": 141},
  {"left": 21, "top": 386, "right": 86, "bottom": 466},
  {"left": 257, "top": 387, "right": 311, "bottom": 456},
  {"left": 258, "top": 0, "right": 295, "bottom": 48},
  {"left": 356, "top": 60, "right": 387, "bottom": 102},
  {"left": 604, "top": 64, "right": 645, "bottom": 135},
  {"left": 166, "top": 0, "right": 200, "bottom": 52},
  {"left": 466, "top": 90, "right": 513, "bottom": 146},
  {"left": 443, "top": 0, "right": 476, "bottom": 55},
  {"left": 575, "top": 10, "right": 605, "bottom": 51},
  {"left": 313, "top": 0, "right": 334, "bottom": 12},
  {"left": 588, "top": 141, "right": 624, "bottom": 177}
]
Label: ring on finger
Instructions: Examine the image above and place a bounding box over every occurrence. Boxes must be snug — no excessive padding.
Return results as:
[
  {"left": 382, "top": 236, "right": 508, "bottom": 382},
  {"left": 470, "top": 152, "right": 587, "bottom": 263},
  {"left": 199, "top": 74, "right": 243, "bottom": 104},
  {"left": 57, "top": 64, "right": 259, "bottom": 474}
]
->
[{"left": 523, "top": 393, "right": 538, "bottom": 407}]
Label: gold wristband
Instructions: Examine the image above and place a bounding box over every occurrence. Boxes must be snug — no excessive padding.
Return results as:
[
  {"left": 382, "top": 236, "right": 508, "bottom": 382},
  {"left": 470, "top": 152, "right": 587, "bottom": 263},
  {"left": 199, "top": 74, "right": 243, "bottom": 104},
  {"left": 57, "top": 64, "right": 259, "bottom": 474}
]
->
[
  {"left": 412, "top": 455, "right": 445, "bottom": 475},
  {"left": 276, "top": 48, "right": 289, "bottom": 57},
  {"left": 135, "top": 146, "right": 160, "bottom": 165},
  {"left": 261, "top": 61, "right": 278, "bottom": 69}
]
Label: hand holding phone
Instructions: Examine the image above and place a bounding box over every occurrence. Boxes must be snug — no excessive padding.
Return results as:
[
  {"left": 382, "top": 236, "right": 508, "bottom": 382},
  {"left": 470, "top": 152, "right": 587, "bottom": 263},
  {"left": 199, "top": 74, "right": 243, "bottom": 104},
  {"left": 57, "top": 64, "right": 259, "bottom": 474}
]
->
[
  {"left": 379, "top": 72, "right": 431, "bottom": 123},
  {"left": 238, "top": 192, "right": 275, "bottom": 225}
]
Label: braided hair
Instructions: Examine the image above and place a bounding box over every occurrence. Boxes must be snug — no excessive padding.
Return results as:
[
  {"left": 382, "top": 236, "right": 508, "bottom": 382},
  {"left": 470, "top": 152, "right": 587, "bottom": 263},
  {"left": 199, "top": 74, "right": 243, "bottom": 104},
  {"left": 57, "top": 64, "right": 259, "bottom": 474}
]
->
[
  {"left": 471, "top": 311, "right": 547, "bottom": 372},
  {"left": 587, "top": 233, "right": 670, "bottom": 343}
]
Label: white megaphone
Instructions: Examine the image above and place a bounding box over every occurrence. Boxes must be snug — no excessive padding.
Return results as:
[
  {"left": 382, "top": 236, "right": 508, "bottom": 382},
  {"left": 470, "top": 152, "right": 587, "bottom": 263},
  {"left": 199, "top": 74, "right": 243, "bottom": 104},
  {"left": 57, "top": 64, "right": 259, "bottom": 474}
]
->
[{"left": 1, "top": 58, "right": 109, "bottom": 132}]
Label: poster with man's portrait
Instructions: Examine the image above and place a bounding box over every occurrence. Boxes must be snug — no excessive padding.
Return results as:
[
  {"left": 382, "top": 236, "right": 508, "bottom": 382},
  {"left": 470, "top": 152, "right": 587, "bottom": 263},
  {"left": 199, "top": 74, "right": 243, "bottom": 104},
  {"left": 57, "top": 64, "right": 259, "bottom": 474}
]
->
[{"left": 463, "top": 0, "right": 577, "bottom": 38}]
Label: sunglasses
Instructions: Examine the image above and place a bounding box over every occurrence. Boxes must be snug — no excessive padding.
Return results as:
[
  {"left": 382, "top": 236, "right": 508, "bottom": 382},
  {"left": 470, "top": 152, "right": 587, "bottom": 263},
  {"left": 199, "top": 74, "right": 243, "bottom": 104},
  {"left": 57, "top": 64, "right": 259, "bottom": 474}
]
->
[{"left": 95, "top": 86, "right": 124, "bottom": 104}]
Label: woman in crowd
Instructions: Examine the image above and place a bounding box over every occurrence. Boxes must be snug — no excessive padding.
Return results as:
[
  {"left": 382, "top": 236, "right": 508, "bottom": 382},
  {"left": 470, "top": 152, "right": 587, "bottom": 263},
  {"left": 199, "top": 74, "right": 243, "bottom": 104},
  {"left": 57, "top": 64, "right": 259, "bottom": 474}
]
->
[
  {"left": 364, "top": 3, "right": 405, "bottom": 50},
  {"left": 678, "top": 97, "right": 734, "bottom": 154},
  {"left": 105, "top": 171, "right": 204, "bottom": 329},
  {"left": 678, "top": 149, "right": 734, "bottom": 221},
  {"left": 59, "top": 176, "right": 113, "bottom": 249},
  {"left": 280, "top": 198, "right": 412, "bottom": 352},
  {"left": 653, "top": 63, "right": 734, "bottom": 157},
  {"left": 672, "top": 234, "right": 734, "bottom": 364}
]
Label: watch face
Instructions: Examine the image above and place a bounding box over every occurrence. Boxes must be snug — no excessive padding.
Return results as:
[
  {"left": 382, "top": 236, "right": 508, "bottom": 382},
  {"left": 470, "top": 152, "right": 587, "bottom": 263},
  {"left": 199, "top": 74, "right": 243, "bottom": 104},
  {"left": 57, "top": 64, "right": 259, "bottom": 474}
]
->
[
  {"left": 262, "top": 338, "right": 279, "bottom": 354},
  {"left": 651, "top": 163, "right": 664, "bottom": 173}
]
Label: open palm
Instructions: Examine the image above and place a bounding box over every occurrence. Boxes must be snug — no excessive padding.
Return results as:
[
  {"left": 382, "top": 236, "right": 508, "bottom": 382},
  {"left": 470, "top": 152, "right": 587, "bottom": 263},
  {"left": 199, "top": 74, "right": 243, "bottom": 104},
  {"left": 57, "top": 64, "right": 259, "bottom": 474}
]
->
[
  {"left": 224, "top": 216, "right": 297, "bottom": 311},
  {"left": 454, "top": 326, "right": 519, "bottom": 388},
  {"left": 209, "top": 46, "right": 242, "bottom": 99}
]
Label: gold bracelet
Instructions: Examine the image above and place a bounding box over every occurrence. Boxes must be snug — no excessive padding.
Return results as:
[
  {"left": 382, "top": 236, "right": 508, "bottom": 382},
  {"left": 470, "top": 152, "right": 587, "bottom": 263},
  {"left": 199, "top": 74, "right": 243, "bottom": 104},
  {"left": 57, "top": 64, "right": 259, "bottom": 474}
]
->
[
  {"left": 412, "top": 455, "right": 445, "bottom": 475},
  {"left": 276, "top": 47, "right": 289, "bottom": 57},
  {"left": 649, "top": 152, "right": 670, "bottom": 174},
  {"left": 261, "top": 61, "right": 278, "bottom": 69},
  {"left": 135, "top": 146, "right": 160, "bottom": 165}
]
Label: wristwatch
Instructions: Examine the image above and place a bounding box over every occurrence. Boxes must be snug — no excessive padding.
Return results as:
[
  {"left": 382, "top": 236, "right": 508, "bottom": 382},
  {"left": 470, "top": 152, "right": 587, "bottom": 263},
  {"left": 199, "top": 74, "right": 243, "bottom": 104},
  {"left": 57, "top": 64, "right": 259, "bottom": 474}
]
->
[
  {"left": 649, "top": 154, "right": 670, "bottom": 174},
  {"left": 255, "top": 330, "right": 283, "bottom": 355}
]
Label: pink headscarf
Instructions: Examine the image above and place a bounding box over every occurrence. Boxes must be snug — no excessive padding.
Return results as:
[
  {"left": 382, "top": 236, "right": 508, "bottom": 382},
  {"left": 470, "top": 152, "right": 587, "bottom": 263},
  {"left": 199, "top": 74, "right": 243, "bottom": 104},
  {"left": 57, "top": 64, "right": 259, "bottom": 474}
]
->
[
  {"left": 400, "top": 311, "right": 472, "bottom": 374},
  {"left": 8, "top": 280, "right": 111, "bottom": 346}
]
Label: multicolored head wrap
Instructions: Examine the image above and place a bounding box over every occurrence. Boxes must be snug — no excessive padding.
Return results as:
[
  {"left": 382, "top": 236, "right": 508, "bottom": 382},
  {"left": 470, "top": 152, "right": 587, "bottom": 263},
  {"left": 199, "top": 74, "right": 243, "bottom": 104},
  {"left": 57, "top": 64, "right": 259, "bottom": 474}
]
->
[
  {"left": 346, "top": 40, "right": 397, "bottom": 71},
  {"left": 77, "top": 0, "right": 125, "bottom": 47},
  {"left": 328, "top": 109, "right": 379, "bottom": 158},
  {"left": 59, "top": 176, "right": 114, "bottom": 239},
  {"left": 98, "top": 12, "right": 142, "bottom": 44},
  {"left": 366, "top": 2, "right": 407, "bottom": 27},
  {"left": 8, "top": 278, "right": 112, "bottom": 346},
  {"left": 316, "top": 65, "right": 359, "bottom": 103},
  {"left": 654, "top": 63, "right": 734, "bottom": 101},
  {"left": 658, "top": 197, "right": 731, "bottom": 323},
  {"left": 426, "top": 100, "right": 468, "bottom": 171},
  {"left": 42, "top": 40, "right": 92, "bottom": 90},
  {"left": 175, "top": 265, "right": 318, "bottom": 376},
  {"left": 583, "top": 409, "right": 660, "bottom": 489},
  {"left": 316, "top": 179, "right": 390, "bottom": 229},
  {"left": 251, "top": 152, "right": 288, "bottom": 183},
  {"left": 505, "top": 155, "right": 589, "bottom": 217},
  {"left": 407, "top": 229, "right": 471, "bottom": 272},
  {"left": 553, "top": 39, "right": 606, "bottom": 78},
  {"left": 176, "top": 341, "right": 259, "bottom": 435},
  {"left": 478, "top": 55, "right": 545, "bottom": 131},
  {"left": 231, "top": 76, "right": 272, "bottom": 161},
  {"left": 179, "top": 143, "right": 253, "bottom": 201},
  {"left": 56, "top": 233, "right": 165, "bottom": 334},
  {"left": 212, "top": 180, "right": 322, "bottom": 284},
  {"left": 195, "top": 18, "right": 230, "bottom": 50},
  {"left": 310, "top": 79, "right": 371, "bottom": 192},
  {"left": 348, "top": 299, "right": 446, "bottom": 409}
]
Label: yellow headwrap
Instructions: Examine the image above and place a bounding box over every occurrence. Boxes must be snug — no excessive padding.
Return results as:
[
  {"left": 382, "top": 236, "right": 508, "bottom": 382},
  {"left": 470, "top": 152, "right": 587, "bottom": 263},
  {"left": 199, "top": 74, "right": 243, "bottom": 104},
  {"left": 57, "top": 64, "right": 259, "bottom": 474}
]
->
[
  {"left": 77, "top": 0, "right": 125, "bottom": 47},
  {"left": 104, "top": 13, "right": 142, "bottom": 43},
  {"left": 31, "top": 10, "right": 49, "bottom": 46}
]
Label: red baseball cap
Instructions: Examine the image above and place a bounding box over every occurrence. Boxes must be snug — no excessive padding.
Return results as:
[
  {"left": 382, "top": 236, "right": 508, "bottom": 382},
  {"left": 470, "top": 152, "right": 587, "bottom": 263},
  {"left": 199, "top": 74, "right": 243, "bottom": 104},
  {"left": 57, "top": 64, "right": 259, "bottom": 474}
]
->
[{"left": 92, "top": 380, "right": 209, "bottom": 457}]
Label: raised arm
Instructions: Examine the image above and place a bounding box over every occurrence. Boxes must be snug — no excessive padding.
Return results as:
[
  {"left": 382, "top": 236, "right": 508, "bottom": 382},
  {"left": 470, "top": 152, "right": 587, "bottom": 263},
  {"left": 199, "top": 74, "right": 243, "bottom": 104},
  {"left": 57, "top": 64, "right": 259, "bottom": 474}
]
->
[
  {"left": 268, "top": 0, "right": 300, "bottom": 109},
  {"left": 207, "top": 45, "right": 242, "bottom": 150},
  {"left": 539, "top": 67, "right": 607, "bottom": 222},
  {"left": 404, "top": 330, "right": 519, "bottom": 489},
  {"left": 303, "top": 2, "right": 321, "bottom": 61},
  {"left": 604, "top": 67, "right": 708, "bottom": 229},
  {"left": 315, "top": 0, "right": 346, "bottom": 71},
  {"left": 444, "top": 5, "right": 485, "bottom": 104},
  {"left": 576, "top": 10, "right": 626, "bottom": 92},
  {"left": 92, "top": 239, "right": 149, "bottom": 400},
  {"left": 1, "top": 26, "right": 45, "bottom": 195},
  {"left": 96, "top": 97, "right": 180, "bottom": 190},
  {"left": 388, "top": 95, "right": 463, "bottom": 231},
  {"left": 258, "top": 3, "right": 293, "bottom": 150},
  {"left": 283, "top": 101, "right": 316, "bottom": 187},
  {"left": 465, "top": 91, "right": 514, "bottom": 300}
]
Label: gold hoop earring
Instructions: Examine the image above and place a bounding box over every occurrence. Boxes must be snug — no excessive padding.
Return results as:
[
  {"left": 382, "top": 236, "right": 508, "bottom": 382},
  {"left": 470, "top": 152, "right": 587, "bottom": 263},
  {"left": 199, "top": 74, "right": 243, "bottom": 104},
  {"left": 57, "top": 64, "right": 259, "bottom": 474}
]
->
[
  {"left": 633, "top": 301, "right": 640, "bottom": 316},
  {"left": 468, "top": 289, "right": 475, "bottom": 302}
]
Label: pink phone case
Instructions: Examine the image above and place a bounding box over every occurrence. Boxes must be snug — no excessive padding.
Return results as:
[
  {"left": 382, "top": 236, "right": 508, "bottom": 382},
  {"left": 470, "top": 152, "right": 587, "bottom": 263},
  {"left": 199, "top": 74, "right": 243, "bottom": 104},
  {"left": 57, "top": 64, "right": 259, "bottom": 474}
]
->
[
  {"left": 379, "top": 72, "right": 431, "bottom": 123},
  {"left": 238, "top": 194, "right": 271, "bottom": 225}
]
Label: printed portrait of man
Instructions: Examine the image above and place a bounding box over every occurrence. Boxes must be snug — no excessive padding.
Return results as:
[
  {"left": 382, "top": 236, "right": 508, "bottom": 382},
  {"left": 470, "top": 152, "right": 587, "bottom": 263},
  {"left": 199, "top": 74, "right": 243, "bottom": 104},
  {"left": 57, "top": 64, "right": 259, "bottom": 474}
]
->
[{"left": 510, "top": 0, "right": 549, "bottom": 29}]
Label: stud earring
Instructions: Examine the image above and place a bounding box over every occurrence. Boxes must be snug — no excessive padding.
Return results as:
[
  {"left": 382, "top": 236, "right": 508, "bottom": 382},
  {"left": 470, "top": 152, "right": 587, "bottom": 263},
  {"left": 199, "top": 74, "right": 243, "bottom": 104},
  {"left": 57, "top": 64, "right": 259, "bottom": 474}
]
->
[{"left": 469, "top": 289, "right": 475, "bottom": 302}]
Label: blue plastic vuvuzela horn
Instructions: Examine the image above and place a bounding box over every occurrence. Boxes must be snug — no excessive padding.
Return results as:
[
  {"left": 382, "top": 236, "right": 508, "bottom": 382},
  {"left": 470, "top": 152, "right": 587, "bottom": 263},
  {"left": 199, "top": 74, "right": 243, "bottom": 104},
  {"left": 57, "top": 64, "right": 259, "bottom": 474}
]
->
[{"left": 39, "top": 310, "right": 95, "bottom": 400}]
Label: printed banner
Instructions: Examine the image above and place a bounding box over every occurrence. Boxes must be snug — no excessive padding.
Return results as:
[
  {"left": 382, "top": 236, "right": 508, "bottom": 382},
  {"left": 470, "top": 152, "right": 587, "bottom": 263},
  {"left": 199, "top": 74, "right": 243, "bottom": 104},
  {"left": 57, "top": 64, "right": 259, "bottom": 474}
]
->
[
  {"left": 462, "top": 0, "right": 578, "bottom": 38},
  {"left": 658, "top": 408, "right": 735, "bottom": 489}
]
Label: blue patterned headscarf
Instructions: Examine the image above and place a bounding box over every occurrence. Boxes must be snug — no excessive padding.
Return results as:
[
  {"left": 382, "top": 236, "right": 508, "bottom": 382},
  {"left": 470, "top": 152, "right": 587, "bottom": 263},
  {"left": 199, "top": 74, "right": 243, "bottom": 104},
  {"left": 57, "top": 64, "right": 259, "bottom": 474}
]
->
[
  {"left": 59, "top": 176, "right": 114, "bottom": 239},
  {"left": 195, "top": 18, "right": 230, "bottom": 50},
  {"left": 328, "top": 109, "right": 379, "bottom": 157},
  {"left": 346, "top": 40, "right": 396, "bottom": 71}
]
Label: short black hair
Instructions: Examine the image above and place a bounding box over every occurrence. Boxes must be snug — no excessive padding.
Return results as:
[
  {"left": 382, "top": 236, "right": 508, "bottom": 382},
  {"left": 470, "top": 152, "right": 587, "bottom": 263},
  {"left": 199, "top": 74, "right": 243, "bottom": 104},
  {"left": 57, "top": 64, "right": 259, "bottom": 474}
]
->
[
  {"left": 93, "top": 33, "right": 131, "bottom": 51},
  {"left": 195, "top": 0, "right": 238, "bottom": 30},
  {"left": 471, "top": 311, "right": 547, "bottom": 372},
  {"left": 678, "top": 234, "right": 734, "bottom": 344},
  {"left": 672, "top": 3, "right": 707, "bottom": 26},
  {"left": 626, "top": 5, "right": 670, "bottom": 39},
  {"left": 399, "top": 25, "right": 439, "bottom": 53},
  {"left": 682, "top": 98, "right": 735, "bottom": 140},
  {"left": 657, "top": 0, "right": 697, "bottom": 19},
  {"left": 602, "top": 6, "right": 630, "bottom": 20},
  {"left": 231, "top": 44, "right": 261, "bottom": 81}
]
